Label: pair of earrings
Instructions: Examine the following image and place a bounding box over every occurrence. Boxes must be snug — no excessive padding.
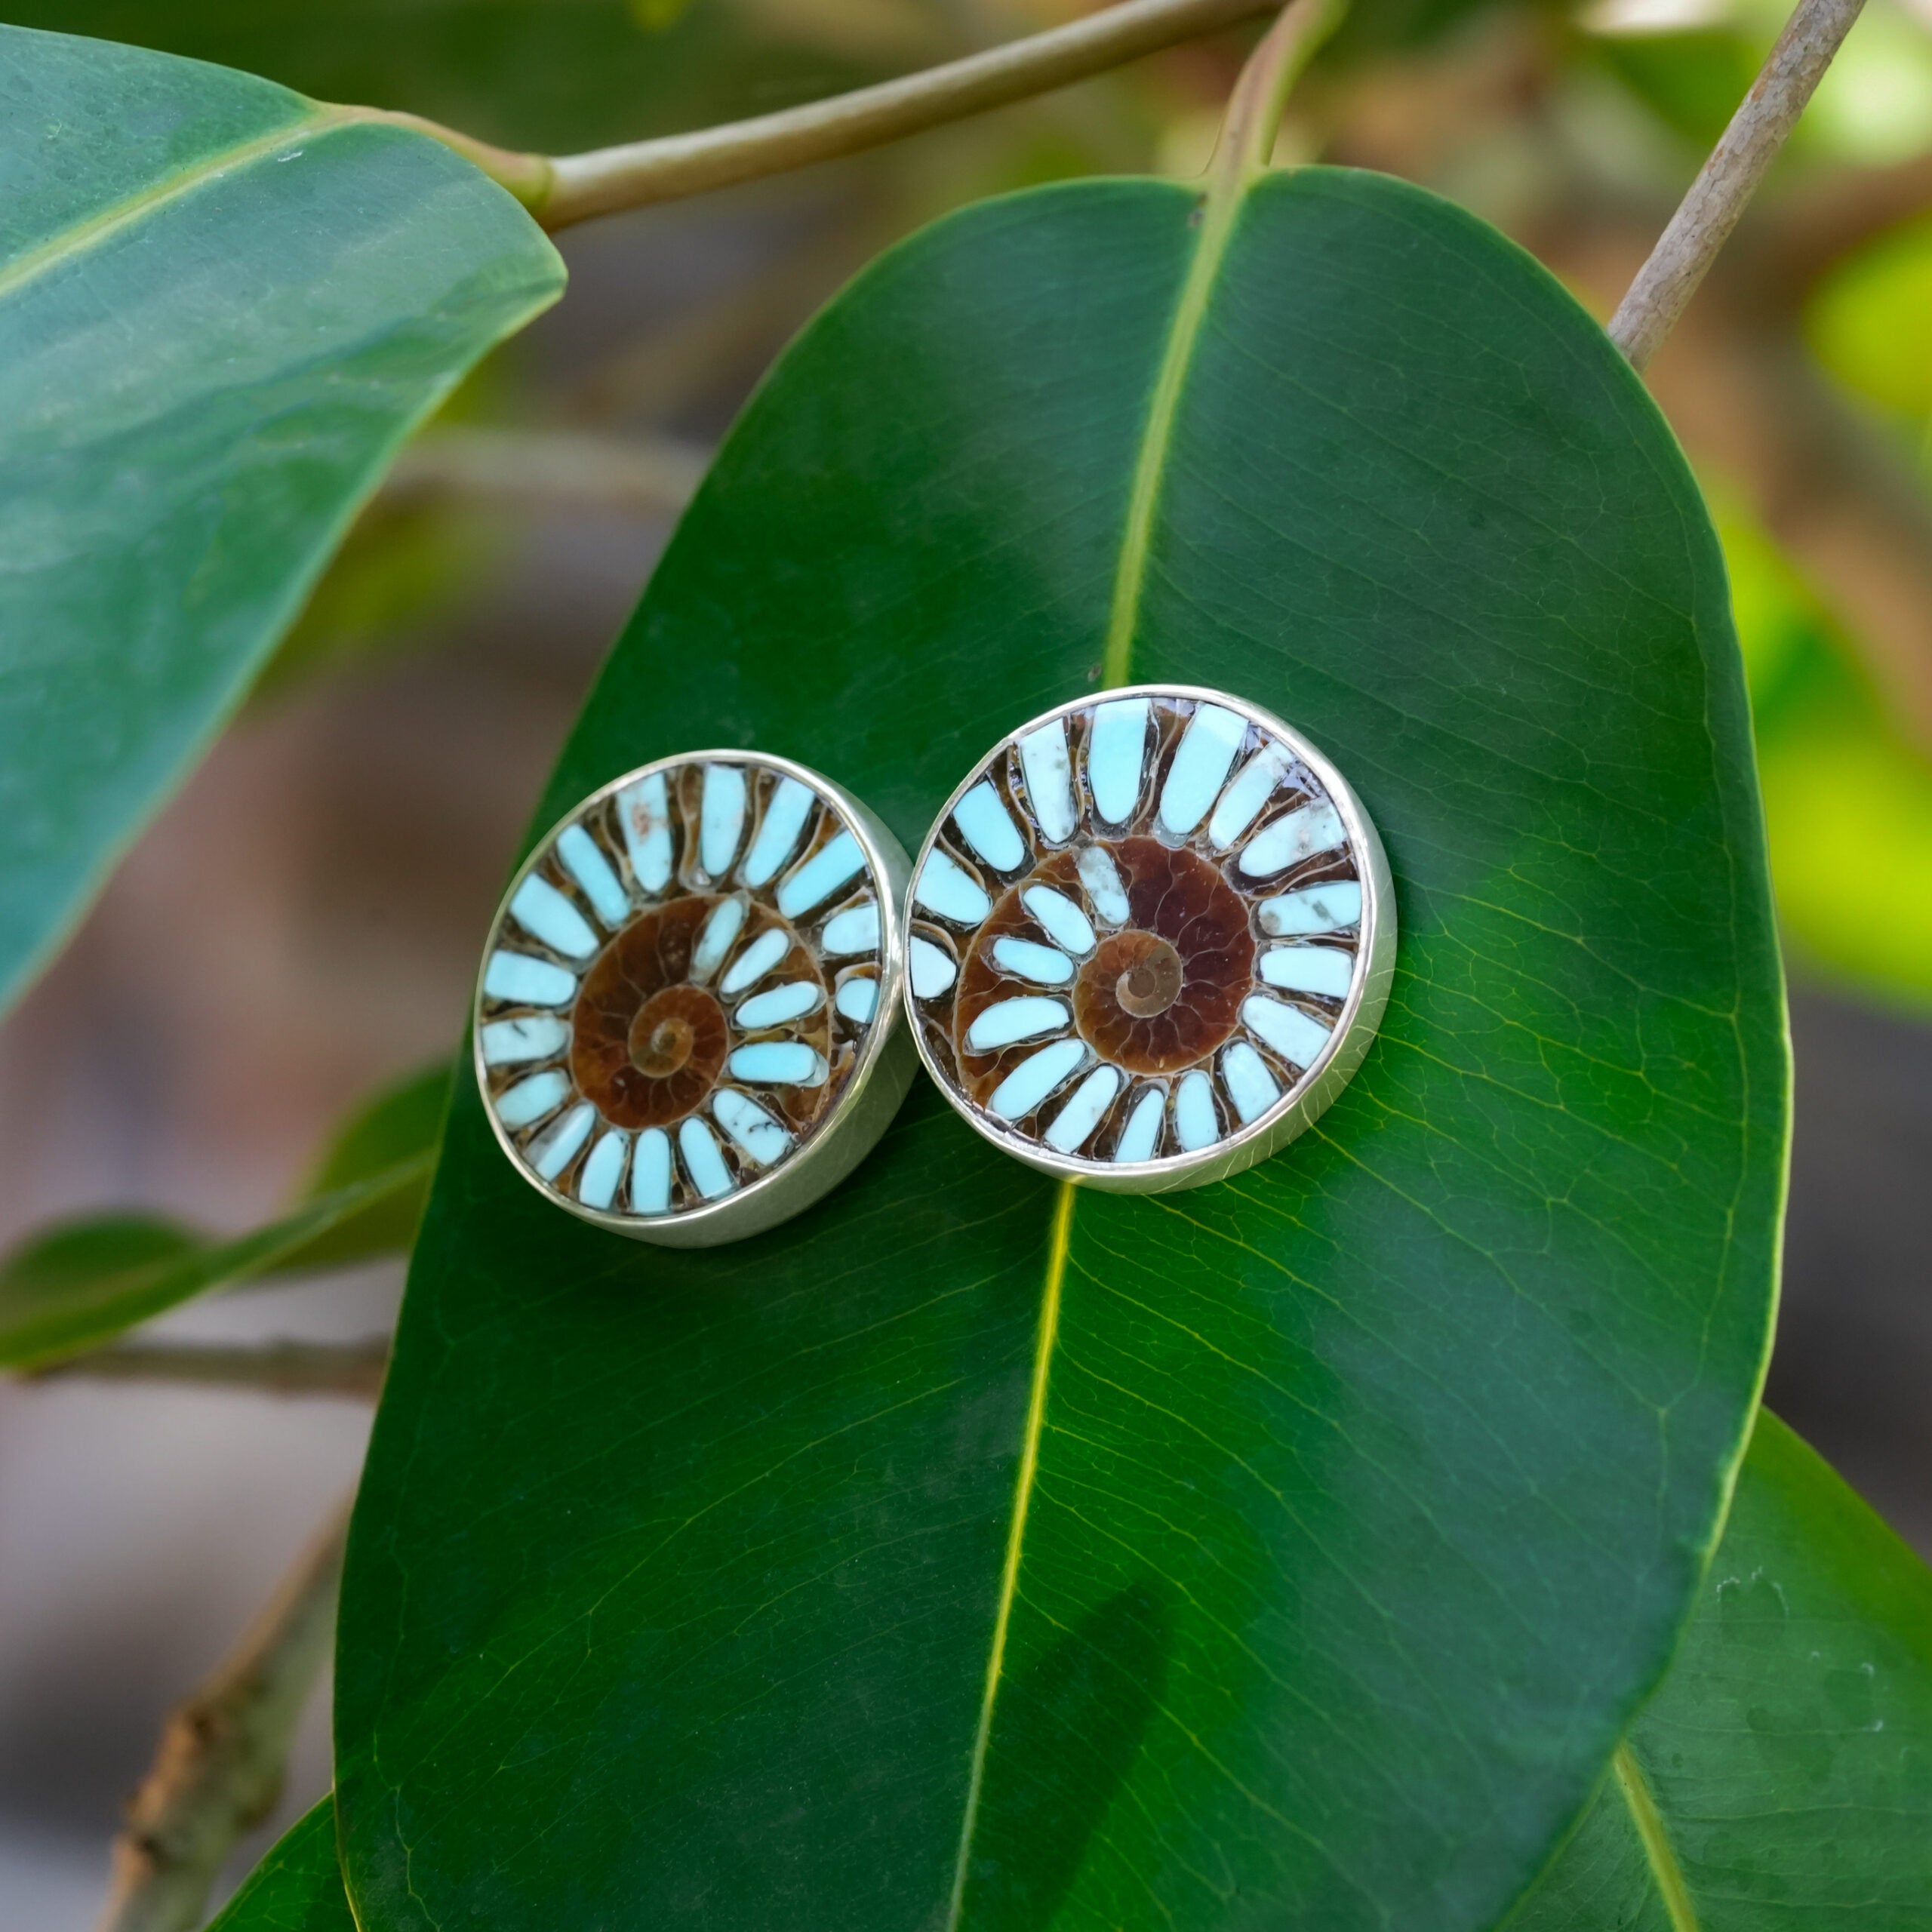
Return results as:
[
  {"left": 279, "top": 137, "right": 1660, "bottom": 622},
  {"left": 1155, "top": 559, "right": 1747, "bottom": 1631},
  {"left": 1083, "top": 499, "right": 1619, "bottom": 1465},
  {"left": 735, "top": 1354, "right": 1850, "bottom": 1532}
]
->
[{"left": 473, "top": 685, "right": 1395, "bottom": 1248}]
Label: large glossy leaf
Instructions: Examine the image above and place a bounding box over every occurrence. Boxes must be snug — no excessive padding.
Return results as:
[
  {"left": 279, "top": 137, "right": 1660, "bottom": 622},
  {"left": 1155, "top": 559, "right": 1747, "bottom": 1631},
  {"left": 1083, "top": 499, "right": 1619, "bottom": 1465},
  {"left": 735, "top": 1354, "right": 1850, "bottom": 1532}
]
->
[
  {"left": 205, "top": 1801, "right": 354, "bottom": 1932},
  {"left": 1515, "top": 1411, "right": 1932, "bottom": 1928},
  {"left": 336, "top": 170, "right": 1786, "bottom": 1929},
  {"left": 0, "top": 27, "right": 563, "bottom": 1014}
]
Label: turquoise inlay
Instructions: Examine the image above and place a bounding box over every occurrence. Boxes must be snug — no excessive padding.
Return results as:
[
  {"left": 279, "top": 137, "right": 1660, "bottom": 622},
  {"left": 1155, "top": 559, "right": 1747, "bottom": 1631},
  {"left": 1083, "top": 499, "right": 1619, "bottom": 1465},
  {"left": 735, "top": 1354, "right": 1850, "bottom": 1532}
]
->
[
  {"left": 822, "top": 902, "right": 879, "bottom": 955},
  {"left": 577, "top": 1129, "right": 629, "bottom": 1210},
  {"left": 909, "top": 936, "right": 957, "bottom": 998},
  {"left": 740, "top": 777, "right": 814, "bottom": 887},
  {"left": 713, "top": 1088, "right": 791, "bottom": 1166},
  {"left": 953, "top": 781, "right": 1026, "bottom": 872},
  {"left": 915, "top": 848, "right": 992, "bottom": 925},
  {"left": 480, "top": 1014, "right": 568, "bottom": 1065},
  {"left": 779, "top": 830, "right": 864, "bottom": 919},
  {"left": 531, "top": 1101, "right": 596, "bottom": 1181},
  {"left": 495, "top": 1069, "right": 568, "bottom": 1130},
  {"left": 690, "top": 895, "right": 746, "bottom": 983},
  {"left": 1044, "top": 1064, "right": 1121, "bottom": 1154},
  {"left": 616, "top": 771, "right": 672, "bottom": 892},
  {"left": 1021, "top": 884, "right": 1094, "bottom": 957},
  {"left": 729, "top": 1041, "right": 826, "bottom": 1086},
  {"left": 1259, "top": 881, "right": 1362, "bottom": 937},
  {"left": 1159, "top": 703, "right": 1246, "bottom": 836},
  {"left": 1208, "top": 743, "right": 1291, "bottom": 848},
  {"left": 1238, "top": 803, "right": 1345, "bottom": 878},
  {"left": 719, "top": 925, "right": 789, "bottom": 996},
  {"left": 509, "top": 875, "right": 598, "bottom": 961},
  {"left": 678, "top": 1117, "right": 734, "bottom": 1199},
  {"left": 1018, "top": 719, "right": 1077, "bottom": 843},
  {"left": 966, "top": 996, "right": 1068, "bottom": 1053},
  {"left": 1076, "top": 846, "right": 1131, "bottom": 928},
  {"left": 630, "top": 1127, "right": 672, "bottom": 1214},
  {"left": 1260, "top": 943, "right": 1354, "bottom": 998},
  {"left": 1221, "top": 1041, "right": 1280, "bottom": 1124},
  {"left": 1243, "top": 993, "right": 1334, "bottom": 1069},
  {"left": 835, "top": 976, "right": 878, "bottom": 1023},
  {"left": 484, "top": 949, "right": 577, "bottom": 1008},
  {"left": 1087, "top": 698, "right": 1148, "bottom": 823},
  {"left": 736, "top": 980, "right": 823, "bottom": 1029},
  {"left": 990, "top": 936, "right": 1072, "bottom": 986},
  {"left": 1174, "top": 1069, "right": 1220, "bottom": 1151},
  {"left": 1112, "top": 1085, "right": 1165, "bottom": 1163},
  {"left": 988, "top": 1038, "right": 1085, "bottom": 1121},
  {"left": 700, "top": 764, "right": 748, "bottom": 878},
  {"left": 557, "top": 825, "right": 629, "bottom": 929}
]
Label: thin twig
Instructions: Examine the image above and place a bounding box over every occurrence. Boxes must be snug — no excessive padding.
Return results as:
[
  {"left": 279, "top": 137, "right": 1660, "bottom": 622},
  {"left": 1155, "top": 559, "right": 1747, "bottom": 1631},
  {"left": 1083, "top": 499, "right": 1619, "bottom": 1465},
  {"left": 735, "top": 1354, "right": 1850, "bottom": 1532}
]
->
[
  {"left": 35, "top": 1337, "right": 390, "bottom": 1400},
  {"left": 331, "top": 0, "right": 1275, "bottom": 230},
  {"left": 94, "top": 1499, "right": 353, "bottom": 1932},
  {"left": 383, "top": 428, "right": 709, "bottom": 519},
  {"left": 1608, "top": 0, "right": 1867, "bottom": 369}
]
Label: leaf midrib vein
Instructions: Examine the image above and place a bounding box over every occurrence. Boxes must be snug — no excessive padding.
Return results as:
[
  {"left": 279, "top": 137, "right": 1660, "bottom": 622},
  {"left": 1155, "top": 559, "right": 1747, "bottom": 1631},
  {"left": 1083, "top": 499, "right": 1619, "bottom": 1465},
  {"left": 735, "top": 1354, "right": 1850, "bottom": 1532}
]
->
[{"left": 1614, "top": 1738, "right": 1702, "bottom": 1932}]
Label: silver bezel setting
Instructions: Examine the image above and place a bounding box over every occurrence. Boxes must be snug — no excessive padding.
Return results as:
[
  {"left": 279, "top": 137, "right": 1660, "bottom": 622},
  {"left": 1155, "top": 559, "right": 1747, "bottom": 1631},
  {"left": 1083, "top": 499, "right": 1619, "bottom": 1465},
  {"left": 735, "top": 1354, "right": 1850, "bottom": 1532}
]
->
[
  {"left": 904, "top": 685, "right": 1395, "bottom": 1194},
  {"left": 473, "top": 750, "right": 915, "bottom": 1247}
]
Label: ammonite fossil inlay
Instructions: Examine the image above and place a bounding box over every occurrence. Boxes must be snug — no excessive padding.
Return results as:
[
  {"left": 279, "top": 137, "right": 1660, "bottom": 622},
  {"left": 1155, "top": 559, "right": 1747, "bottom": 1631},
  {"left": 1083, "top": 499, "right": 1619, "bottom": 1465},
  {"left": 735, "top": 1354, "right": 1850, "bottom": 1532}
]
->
[
  {"left": 475, "top": 752, "right": 911, "bottom": 1244},
  {"left": 906, "top": 687, "right": 1394, "bottom": 1192}
]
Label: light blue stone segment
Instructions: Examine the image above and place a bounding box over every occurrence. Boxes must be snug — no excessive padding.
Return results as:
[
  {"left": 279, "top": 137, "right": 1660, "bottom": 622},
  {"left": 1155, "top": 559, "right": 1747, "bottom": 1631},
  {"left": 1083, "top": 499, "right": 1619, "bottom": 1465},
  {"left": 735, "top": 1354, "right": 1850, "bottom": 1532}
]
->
[
  {"left": 1086, "top": 699, "right": 1148, "bottom": 823},
  {"left": 678, "top": 1117, "right": 735, "bottom": 1199},
  {"left": 835, "top": 977, "right": 878, "bottom": 1024},
  {"left": 690, "top": 896, "right": 746, "bottom": 983},
  {"left": 719, "top": 925, "right": 789, "bottom": 996},
  {"left": 966, "top": 996, "right": 1068, "bottom": 1053},
  {"left": 1260, "top": 943, "right": 1355, "bottom": 998},
  {"left": 953, "top": 781, "right": 1026, "bottom": 872},
  {"left": 1221, "top": 1041, "right": 1281, "bottom": 1124},
  {"left": 1238, "top": 803, "right": 1345, "bottom": 878},
  {"left": 1076, "top": 846, "right": 1131, "bottom": 928},
  {"left": 1208, "top": 743, "right": 1291, "bottom": 848},
  {"left": 1019, "top": 720, "right": 1077, "bottom": 843},
  {"left": 1044, "top": 1064, "right": 1121, "bottom": 1154},
  {"left": 616, "top": 771, "right": 672, "bottom": 892},
  {"left": 495, "top": 1069, "right": 568, "bottom": 1130},
  {"left": 509, "top": 875, "right": 598, "bottom": 961},
  {"left": 557, "top": 826, "right": 629, "bottom": 929},
  {"left": 1022, "top": 884, "right": 1094, "bottom": 956},
  {"left": 779, "top": 831, "right": 864, "bottom": 919},
  {"left": 822, "top": 902, "right": 879, "bottom": 955},
  {"left": 712, "top": 1088, "right": 791, "bottom": 1167},
  {"left": 915, "top": 849, "right": 992, "bottom": 925},
  {"left": 1259, "top": 881, "right": 1362, "bottom": 937},
  {"left": 700, "top": 764, "right": 748, "bottom": 878},
  {"left": 531, "top": 1100, "right": 596, "bottom": 1181},
  {"left": 577, "top": 1129, "right": 629, "bottom": 1211},
  {"left": 1174, "top": 1069, "right": 1220, "bottom": 1152},
  {"left": 1159, "top": 703, "right": 1246, "bottom": 836},
  {"left": 729, "top": 1041, "right": 827, "bottom": 1086},
  {"left": 630, "top": 1128, "right": 672, "bottom": 1214},
  {"left": 736, "top": 980, "right": 823, "bottom": 1029},
  {"left": 485, "top": 949, "right": 577, "bottom": 1008},
  {"left": 1113, "top": 1085, "right": 1165, "bottom": 1164},
  {"left": 990, "top": 936, "right": 1072, "bottom": 986},
  {"left": 740, "top": 777, "right": 814, "bottom": 887},
  {"left": 988, "top": 1038, "right": 1085, "bottom": 1122},
  {"left": 1243, "top": 993, "right": 1334, "bottom": 1069},
  {"left": 480, "top": 1015, "right": 568, "bottom": 1065},
  {"left": 909, "top": 936, "right": 957, "bottom": 998}
]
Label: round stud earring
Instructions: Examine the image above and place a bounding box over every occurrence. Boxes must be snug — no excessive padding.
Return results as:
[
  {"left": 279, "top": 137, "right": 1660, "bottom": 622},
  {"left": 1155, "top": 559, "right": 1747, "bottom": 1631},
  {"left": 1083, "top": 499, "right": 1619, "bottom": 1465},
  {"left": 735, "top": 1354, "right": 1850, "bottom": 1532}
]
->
[
  {"left": 475, "top": 752, "right": 914, "bottom": 1246},
  {"left": 904, "top": 685, "right": 1394, "bottom": 1192}
]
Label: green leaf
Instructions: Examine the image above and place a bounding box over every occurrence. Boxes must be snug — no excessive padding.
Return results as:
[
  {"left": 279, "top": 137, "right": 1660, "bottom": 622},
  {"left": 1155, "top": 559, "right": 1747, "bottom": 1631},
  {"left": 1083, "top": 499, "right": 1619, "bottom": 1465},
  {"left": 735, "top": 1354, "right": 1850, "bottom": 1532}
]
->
[
  {"left": 337, "top": 170, "right": 1785, "bottom": 1929},
  {"left": 205, "top": 1800, "right": 355, "bottom": 1932},
  {"left": 0, "top": 27, "right": 564, "bottom": 1017},
  {"left": 0, "top": 1061, "right": 448, "bottom": 1367},
  {"left": 1512, "top": 1411, "right": 1932, "bottom": 1929}
]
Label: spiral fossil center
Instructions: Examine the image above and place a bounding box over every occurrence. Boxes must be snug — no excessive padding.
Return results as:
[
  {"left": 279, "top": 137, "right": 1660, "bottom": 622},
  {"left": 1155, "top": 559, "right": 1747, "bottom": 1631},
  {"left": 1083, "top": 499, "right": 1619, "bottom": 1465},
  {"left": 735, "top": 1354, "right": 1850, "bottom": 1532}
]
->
[
  {"left": 629, "top": 996, "right": 701, "bottom": 1078},
  {"left": 1115, "top": 938, "right": 1183, "bottom": 1018}
]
